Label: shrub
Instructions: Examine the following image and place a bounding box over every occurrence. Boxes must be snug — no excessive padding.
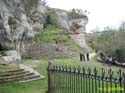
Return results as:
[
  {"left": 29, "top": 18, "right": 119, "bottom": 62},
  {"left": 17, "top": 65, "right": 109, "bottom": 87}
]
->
[{"left": 48, "top": 9, "right": 58, "bottom": 25}]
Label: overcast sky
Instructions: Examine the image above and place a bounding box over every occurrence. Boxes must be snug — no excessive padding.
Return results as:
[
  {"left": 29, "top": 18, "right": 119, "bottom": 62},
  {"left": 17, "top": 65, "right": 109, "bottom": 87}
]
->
[{"left": 47, "top": 0, "right": 125, "bottom": 32}]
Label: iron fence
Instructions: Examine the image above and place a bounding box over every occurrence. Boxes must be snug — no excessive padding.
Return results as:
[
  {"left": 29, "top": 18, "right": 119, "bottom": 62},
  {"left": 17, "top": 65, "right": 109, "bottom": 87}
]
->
[{"left": 48, "top": 63, "right": 125, "bottom": 93}]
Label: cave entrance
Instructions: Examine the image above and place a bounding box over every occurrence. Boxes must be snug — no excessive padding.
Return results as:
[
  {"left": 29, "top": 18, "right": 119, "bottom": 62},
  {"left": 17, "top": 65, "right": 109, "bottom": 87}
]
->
[{"left": 0, "top": 44, "right": 4, "bottom": 51}]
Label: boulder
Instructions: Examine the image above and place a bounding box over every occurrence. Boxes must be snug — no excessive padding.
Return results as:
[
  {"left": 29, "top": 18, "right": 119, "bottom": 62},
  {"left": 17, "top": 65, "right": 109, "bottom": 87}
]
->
[{"left": 2, "top": 50, "right": 21, "bottom": 64}]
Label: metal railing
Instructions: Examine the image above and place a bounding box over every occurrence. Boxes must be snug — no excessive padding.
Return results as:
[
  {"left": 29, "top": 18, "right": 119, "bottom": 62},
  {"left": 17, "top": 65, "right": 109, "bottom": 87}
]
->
[{"left": 48, "top": 63, "right": 125, "bottom": 93}]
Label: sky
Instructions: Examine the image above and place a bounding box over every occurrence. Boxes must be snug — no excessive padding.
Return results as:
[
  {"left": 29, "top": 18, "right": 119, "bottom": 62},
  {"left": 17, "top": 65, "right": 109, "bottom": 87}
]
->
[{"left": 46, "top": 0, "right": 125, "bottom": 32}]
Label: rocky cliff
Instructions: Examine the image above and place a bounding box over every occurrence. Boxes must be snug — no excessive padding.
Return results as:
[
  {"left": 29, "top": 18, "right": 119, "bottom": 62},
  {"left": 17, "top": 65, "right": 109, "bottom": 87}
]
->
[
  {"left": 0, "top": 1, "right": 89, "bottom": 62},
  {"left": 0, "top": 0, "right": 47, "bottom": 52}
]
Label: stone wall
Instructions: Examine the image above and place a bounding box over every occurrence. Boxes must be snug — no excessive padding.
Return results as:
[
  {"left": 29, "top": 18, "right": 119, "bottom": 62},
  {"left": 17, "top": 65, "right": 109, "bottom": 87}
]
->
[{"left": 23, "top": 42, "right": 76, "bottom": 59}]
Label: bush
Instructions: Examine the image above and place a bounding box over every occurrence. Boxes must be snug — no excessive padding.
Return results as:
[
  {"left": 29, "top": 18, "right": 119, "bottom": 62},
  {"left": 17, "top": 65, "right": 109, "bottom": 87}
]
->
[{"left": 115, "top": 48, "right": 125, "bottom": 63}]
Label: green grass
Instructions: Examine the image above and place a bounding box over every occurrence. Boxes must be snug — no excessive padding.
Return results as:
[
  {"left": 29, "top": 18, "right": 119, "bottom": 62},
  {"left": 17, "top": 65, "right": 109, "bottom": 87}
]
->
[
  {"left": 0, "top": 60, "right": 48, "bottom": 93},
  {"left": 67, "top": 39, "right": 86, "bottom": 53},
  {"left": 48, "top": 8, "right": 59, "bottom": 25},
  {"left": 51, "top": 56, "right": 125, "bottom": 75},
  {"left": 34, "top": 24, "right": 86, "bottom": 53},
  {"left": 0, "top": 56, "right": 124, "bottom": 93},
  {"left": 0, "top": 64, "right": 18, "bottom": 71},
  {"left": 34, "top": 25, "right": 68, "bottom": 43}
]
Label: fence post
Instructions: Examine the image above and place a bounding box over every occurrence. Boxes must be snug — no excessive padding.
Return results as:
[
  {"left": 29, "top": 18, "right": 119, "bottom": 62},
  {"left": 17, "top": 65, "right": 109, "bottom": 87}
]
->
[
  {"left": 118, "top": 69, "right": 122, "bottom": 93},
  {"left": 123, "top": 73, "right": 125, "bottom": 92},
  {"left": 48, "top": 62, "right": 54, "bottom": 93}
]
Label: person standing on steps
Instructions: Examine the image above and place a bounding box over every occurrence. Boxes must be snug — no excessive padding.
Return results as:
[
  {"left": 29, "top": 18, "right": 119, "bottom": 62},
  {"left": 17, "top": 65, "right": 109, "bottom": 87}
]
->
[
  {"left": 82, "top": 54, "right": 85, "bottom": 61},
  {"left": 86, "top": 52, "right": 89, "bottom": 61},
  {"left": 80, "top": 53, "right": 83, "bottom": 61}
]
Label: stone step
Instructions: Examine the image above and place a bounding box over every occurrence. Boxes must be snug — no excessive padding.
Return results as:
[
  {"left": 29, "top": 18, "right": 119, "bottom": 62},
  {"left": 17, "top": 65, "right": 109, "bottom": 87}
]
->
[
  {"left": 0, "top": 70, "right": 28, "bottom": 77},
  {"left": 0, "top": 64, "right": 45, "bottom": 83},
  {"left": 0, "top": 69, "right": 24, "bottom": 74},
  {"left": 15, "top": 75, "right": 41, "bottom": 82},
  {"left": 0, "top": 75, "right": 41, "bottom": 83},
  {"left": 0, "top": 72, "right": 34, "bottom": 79},
  {"left": 19, "top": 76, "right": 43, "bottom": 83}
]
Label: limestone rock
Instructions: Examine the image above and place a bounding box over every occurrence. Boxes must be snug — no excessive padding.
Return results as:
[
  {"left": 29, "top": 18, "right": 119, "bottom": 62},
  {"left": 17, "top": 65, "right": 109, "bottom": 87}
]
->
[
  {"left": 0, "top": 0, "right": 47, "bottom": 51},
  {"left": 56, "top": 10, "right": 89, "bottom": 49},
  {"left": 57, "top": 11, "right": 70, "bottom": 32},
  {"left": 2, "top": 50, "right": 21, "bottom": 64}
]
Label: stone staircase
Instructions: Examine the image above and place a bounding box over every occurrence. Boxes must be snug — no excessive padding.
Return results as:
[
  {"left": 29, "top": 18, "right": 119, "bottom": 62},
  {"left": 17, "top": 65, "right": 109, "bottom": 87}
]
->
[{"left": 0, "top": 65, "right": 45, "bottom": 83}]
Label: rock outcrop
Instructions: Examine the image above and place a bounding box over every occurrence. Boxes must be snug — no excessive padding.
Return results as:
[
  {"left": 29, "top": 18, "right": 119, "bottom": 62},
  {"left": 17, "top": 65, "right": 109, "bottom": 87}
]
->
[
  {"left": 57, "top": 10, "right": 70, "bottom": 33},
  {"left": 69, "top": 16, "right": 89, "bottom": 49},
  {"left": 0, "top": 1, "right": 89, "bottom": 61},
  {"left": 23, "top": 9, "right": 90, "bottom": 59},
  {"left": 0, "top": 0, "right": 47, "bottom": 52},
  {"left": 56, "top": 9, "right": 89, "bottom": 49}
]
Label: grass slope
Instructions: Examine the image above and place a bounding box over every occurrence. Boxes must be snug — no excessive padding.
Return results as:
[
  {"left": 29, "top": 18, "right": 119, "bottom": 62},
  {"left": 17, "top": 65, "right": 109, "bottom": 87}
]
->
[
  {"left": 34, "top": 25, "right": 68, "bottom": 43},
  {"left": 0, "top": 64, "right": 18, "bottom": 71},
  {"left": 34, "top": 25, "right": 86, "bottom": 53}
]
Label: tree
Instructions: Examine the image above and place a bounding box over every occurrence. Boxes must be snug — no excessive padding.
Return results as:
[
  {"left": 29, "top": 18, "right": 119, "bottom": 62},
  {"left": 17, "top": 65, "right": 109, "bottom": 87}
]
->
[{"left": 86, "top": 26, "right": 125, "bottom": 63}]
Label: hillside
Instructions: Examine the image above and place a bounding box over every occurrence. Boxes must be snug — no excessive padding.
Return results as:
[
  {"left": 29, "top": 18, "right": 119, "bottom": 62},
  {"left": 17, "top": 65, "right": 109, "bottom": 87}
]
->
[
  {"left": 23, "top": 24, "right": 86, "bottom": 59},
  {"left": 0, "top": 0, "right": 89, "bottom": 63}
]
